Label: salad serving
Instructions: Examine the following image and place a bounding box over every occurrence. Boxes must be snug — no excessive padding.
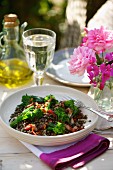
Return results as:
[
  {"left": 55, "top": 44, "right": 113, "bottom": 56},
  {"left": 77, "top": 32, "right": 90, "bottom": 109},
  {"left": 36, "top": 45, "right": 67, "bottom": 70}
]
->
[{"left": 9, "top": 94, "right": 88, "bottom": 136}]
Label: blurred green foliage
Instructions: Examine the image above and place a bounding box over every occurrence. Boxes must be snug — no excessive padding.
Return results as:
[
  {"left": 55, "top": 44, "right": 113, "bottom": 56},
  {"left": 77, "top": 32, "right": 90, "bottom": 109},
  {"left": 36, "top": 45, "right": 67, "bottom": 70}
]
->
[
  {"left": 0, "top": 0, "right": 67, "bottom": 49},
  {"left": 0, "top": 0, "right": 107, "bottom": 49}
]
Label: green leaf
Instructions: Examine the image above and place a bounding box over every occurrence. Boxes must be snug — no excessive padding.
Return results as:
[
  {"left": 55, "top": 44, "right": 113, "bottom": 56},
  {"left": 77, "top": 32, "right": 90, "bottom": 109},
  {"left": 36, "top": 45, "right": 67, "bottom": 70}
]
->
[
  {"left": 22, "top": 106, "right": 34, "bottom": 114},
  {"left": 47, "top": 122, "right": 65, "bottom": 135},
  {"left": 55, "top": 107, "right": 69, "bottom": 122},
  {"left": 21, "top": 94, "right": 32, "bottom": 106},
  {"left": 44, "top": 95, "right": 58, "bottom": 110},
  {"left": 53, "top": 122, "right": 65, "bottom": 135},
  {"left": 10, "top": 107, "right": 43, "bottom": 128},
  {"left": 32, "top": 108, "right": 43, "bottom": 119},
  {"left": 32, "top": 96, "right": 44, "bottom": 103},
  {"left": 64, "top": 100, "right": 79, "bottom": 116},
  {"left": 64, "top": 100, "right": 75, "bottom": 109},
  {"left": 96, "top": 54, "right": 103, "bottom": 65},
  {"left": 47, "top": 122, "right": 55, "bottom": 131},
  {"left": 44, "top": 94, "right": 55, "bottom": 102},
  {"left": 20, "top": 94, "right": 44, "bottom": 106}
]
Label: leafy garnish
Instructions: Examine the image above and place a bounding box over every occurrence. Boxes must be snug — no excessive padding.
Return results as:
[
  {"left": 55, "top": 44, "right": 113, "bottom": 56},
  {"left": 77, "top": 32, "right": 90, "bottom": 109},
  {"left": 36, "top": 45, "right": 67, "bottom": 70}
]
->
[
  {"left": 44, "top": 94, "right": 55, "bottom": 102},
  {"left": 44, "top": 94, "right": 58, "bottom": 110},
  {"left": 21, "top": 94, "right": 32, "bottom": 106},
  {"left": 9, "top": 94, "right": 87, "bottom": 136},
  {"left": 53, "top": 122, "right": 65, "bottom": 135},
  {"left": 48, "top": 99, "right": 58, "bottom": 110},
  {"left": 47, "top": 122, "right": 65, "bottom": 135},
  {"left": 55, "top": 107, "right": 69, "bottom": 123},
  {"left": 10, "top": 107, "right": 43, "bottom": 128},
  {"left": 64, "top": 100, "right": 80, "bottom": 115},
  {"left": 20, "top": 94, "right": 44, "bottom": 106}
]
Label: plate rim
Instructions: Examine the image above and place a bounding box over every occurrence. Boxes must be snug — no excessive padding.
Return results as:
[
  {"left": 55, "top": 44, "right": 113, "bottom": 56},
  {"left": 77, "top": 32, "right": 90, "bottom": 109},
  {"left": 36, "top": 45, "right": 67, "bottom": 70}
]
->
[
  {"left": 46, "top": 48, "right": 91, "bottom": 87},
  {"left": 0, "top": 85, "right": 98, "bottom": 145}
]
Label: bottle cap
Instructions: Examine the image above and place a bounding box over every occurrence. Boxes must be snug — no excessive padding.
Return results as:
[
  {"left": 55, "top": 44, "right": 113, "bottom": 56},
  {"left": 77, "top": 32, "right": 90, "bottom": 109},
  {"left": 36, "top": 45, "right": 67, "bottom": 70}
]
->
[{"left": 3, "top": 14, "right": 19, "bottom": 28}]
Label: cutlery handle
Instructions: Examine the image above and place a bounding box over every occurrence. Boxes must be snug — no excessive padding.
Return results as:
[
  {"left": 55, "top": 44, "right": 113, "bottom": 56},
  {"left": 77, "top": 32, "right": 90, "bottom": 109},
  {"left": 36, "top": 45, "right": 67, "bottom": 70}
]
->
[{"left": 86, "top": 107, "right": 113, "bottom": 122}]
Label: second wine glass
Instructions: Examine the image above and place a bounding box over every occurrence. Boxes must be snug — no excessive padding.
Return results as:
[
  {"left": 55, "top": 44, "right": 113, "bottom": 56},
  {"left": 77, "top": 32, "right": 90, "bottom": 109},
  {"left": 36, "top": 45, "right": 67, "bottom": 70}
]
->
[{"left": 22, "top": 28, "right": 56, "bottom": 85}]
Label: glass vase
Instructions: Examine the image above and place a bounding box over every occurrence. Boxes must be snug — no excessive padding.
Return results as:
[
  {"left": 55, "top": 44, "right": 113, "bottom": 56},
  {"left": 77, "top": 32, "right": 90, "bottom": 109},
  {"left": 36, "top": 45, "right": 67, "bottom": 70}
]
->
[{"left": 89, "top": 78, "right": 113, "bottom": 114}]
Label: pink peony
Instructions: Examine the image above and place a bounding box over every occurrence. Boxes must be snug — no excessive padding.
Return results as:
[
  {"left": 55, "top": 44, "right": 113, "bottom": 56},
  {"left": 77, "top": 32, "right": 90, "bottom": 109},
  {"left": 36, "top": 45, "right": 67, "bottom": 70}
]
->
[
  {"left": 82, "top": 26, "right": 113, "bottom": 53},
  {"left": 69, "top": 26, "right": 113, "bottom": 90},
  {"left": 68, "top": 46, "right": 96, "bottom": 76}
]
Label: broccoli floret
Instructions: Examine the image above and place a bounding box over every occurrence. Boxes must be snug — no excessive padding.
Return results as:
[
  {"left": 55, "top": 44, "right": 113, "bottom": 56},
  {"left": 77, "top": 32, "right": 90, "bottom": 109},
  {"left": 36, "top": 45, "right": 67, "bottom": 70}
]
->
[
  {"left": 44, "top": 94, "right": 55, "bottom": 101},
  {"left": 47, "top": 122, "right": 65, "bottom": 135},
  {"left": 55, "top": 107, "right": 69, "bottom": 123},
  {"left": 44, "top": 95, "right": 58, "bottom": 109},
  {"left": 53, "top": 122, "right": 65, "bottom": 135},
  {"left": 10, "top": 107, "right": 43, "bottom": 128},
  {"left": 64, "top": 100, "right": 80, "bottom": 115}
]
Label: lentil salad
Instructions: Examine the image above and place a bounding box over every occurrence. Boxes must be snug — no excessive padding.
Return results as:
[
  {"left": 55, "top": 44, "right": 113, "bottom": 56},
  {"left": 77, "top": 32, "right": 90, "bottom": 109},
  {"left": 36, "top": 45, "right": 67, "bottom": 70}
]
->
[{"left": 9, "top": 94, "right": 88, "bottom": 136}]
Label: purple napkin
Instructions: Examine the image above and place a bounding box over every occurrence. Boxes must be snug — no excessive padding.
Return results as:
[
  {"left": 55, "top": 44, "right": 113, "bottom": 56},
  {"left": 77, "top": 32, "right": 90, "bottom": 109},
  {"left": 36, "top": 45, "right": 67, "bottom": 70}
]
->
[{"left": 40, "top": 134, "right": 110, "bottom": 170}]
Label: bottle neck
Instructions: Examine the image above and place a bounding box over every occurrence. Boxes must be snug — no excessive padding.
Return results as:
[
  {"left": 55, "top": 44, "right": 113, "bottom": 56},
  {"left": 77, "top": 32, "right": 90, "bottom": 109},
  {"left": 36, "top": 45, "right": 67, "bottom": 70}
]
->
[{"left": 3, "top": 25, "right": 19, "bottom": 42}]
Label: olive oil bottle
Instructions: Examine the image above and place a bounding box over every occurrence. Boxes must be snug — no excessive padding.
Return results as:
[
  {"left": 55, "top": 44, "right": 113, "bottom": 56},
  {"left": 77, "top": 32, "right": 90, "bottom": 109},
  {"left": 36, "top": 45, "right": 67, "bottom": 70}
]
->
[{"left": 0, "top": 14, "right": 33, "bottom": 89}]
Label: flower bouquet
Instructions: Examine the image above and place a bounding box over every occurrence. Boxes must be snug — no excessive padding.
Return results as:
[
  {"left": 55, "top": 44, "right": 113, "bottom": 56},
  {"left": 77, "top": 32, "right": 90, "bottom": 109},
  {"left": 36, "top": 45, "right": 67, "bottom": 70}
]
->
[{"left": 68, "top": 26, "right": 113, "bottom": 112}]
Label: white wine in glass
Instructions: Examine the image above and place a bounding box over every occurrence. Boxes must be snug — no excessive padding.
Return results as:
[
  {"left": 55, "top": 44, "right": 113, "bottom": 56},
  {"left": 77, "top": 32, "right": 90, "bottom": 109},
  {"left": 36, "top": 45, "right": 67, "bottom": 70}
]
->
[{"left": 22, "top": 28, "right": 56, "bottom": 85}]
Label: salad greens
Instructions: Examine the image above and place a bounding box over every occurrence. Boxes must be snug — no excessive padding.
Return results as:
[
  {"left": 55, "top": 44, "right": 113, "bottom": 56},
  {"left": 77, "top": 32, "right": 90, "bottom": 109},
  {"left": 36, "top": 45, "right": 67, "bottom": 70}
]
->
[
  {"left": 10, "top": 106, "right": 43, "bottom": 128},
  {"left": 64, "top": 100, "right": 79, "bottom": 115},
  {"left": 47, "top": 122, "right": 65, "bottom": 135},
  {"left": 20, "top": 94, "right": 44, "bottom": 106},
  {"left": 9, "top": 94, "right": 87, "bottom": 136},
  {"left": 55, "top": 107, "right": 70, "bottom": 123}
]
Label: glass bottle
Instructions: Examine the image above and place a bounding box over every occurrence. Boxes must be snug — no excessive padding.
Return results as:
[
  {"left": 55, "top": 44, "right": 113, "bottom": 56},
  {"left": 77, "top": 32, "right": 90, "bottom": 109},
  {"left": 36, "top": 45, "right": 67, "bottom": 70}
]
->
[{"left": 0, "top": 14, "right": 33, "bottom": 89}]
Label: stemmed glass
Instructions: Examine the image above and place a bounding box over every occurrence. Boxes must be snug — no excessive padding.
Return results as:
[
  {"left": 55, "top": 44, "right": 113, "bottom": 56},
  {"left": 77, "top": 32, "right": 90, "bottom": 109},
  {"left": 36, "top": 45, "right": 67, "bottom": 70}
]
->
[{"left": 22, "top": 28, "right": 56, "bottom": 85}]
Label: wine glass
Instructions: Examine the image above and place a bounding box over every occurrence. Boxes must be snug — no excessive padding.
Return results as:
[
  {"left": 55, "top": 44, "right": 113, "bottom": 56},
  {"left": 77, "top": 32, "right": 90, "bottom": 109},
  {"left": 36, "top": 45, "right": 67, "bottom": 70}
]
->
[{"left": 22, "top": 28, "right": 56, "bottom": 85}]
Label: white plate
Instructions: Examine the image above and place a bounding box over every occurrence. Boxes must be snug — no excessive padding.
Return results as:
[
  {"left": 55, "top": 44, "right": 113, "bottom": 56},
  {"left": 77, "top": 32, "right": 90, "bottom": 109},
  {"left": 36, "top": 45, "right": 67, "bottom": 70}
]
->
[
  {"left": 46, "top": 48, "right": 91, "bottom": 87},
  {"left": 0, "top": 85, "right": 98, "bottom": 146}
]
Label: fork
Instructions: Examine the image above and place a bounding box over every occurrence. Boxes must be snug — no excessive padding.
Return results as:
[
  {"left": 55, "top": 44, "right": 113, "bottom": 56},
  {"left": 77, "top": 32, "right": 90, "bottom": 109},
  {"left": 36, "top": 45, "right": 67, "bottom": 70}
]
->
[{"left": 63, "top": 96, "right": 113, "bottom": 122}]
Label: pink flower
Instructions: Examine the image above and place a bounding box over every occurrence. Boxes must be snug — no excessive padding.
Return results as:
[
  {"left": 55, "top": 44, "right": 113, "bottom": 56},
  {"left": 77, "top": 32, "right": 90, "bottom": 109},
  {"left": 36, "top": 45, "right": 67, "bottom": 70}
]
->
[
  {"left": 87, "top": 64, "right": 99, "bottom": 79},
  {"left": 82, "top": 26, "right": 113, "bottom": 53},
  {"left": 87, "top": 64, "right": 99, "bottom": 87},
  {"left": 68, "top": 46, "right": 96, "bottom": 76},
  {"left": 105, "top": 52, "right": 113, "bottom": 62},
  {"left": 99, "top": 82, "right": 105, "bottom": 90},
  {"left": 99, "top": 64, "right": 111, "bottom": 90},
  {"left": 100, "top": 64, "right": 111, "bottom": 81},
  {"left": 69, "top": 26, "right": 113, "bottom": 90},
  {"left": 111, "top": 63, "right": 113, "bottom": 76}
]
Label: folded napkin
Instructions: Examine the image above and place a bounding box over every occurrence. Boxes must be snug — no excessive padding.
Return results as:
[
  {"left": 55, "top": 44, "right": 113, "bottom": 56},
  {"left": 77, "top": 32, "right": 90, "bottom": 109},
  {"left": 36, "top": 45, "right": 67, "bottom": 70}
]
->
[{"left": 22, "top": 134, "right": 110, "bottom": 170}]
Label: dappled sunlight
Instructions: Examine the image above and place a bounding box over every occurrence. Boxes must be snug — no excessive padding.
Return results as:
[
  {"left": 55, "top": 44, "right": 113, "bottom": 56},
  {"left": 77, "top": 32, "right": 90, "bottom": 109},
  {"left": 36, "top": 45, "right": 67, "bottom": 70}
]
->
[
  {"left": 67, "top": 167, "right": 88, "bottom": 170},
  {"left": 108, "top": 137, "right": 113, "bottom": 149},
  {"left": 101, "top": 158, "right": 105, "bottom": 161},
  {"left": 79, "top": 167, "right": 88, "bottom": 170},
  {"left": 1, "top": 91, "right": 8, "bottom": 101},
  {"left": 51, "top": 63, "right": 64, "bottom": 70},
  {"left": 57, "top": 152, "right": 84, "bottom": 165},
  {"left": 73, "top": 161, "right": 85, "bottom": 169},
  {"left": 20, "top": 163, "right": 32, "bottom": 169}
]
